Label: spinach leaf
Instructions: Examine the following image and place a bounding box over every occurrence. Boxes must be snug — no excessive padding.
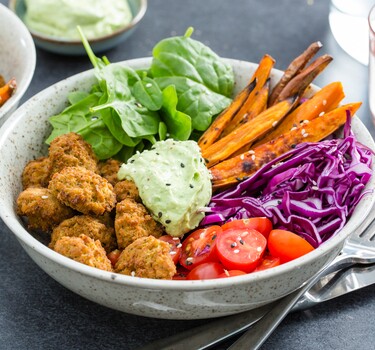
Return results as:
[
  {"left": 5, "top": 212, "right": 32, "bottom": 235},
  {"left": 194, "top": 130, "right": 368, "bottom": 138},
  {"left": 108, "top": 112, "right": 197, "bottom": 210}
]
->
[
  {"left": 161, "top": 85, "right": 191, "bottom": 140},
  {"left": 155, "top": 76, "right": 231, "bottom": 131},
  {"left": 150, "top": 27, "right": 234, "bottom": 130},
  {"left": 133, "top": 77, "right": 163, "bottom": 111}
]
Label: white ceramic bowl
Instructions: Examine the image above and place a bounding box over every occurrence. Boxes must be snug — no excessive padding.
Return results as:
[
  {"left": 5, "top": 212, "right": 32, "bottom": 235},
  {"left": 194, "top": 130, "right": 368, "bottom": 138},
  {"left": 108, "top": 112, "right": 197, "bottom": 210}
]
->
[
  {"left": 0, "top": 3, "right": 36, "bottom": 126},
  {"left": 0, "top": 58, "right": 374, "bottom": 320},
  {"left": 9, "top": 0, "right": 147, "bottom": 55}
]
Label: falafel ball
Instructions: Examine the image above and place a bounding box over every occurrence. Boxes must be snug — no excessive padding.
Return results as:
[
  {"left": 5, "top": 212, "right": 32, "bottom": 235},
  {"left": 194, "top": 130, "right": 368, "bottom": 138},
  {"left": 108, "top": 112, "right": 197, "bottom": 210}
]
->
[
  {"left": 50, "top": 215, "right": 117, "bottom": 253},
  {"left": 48, "top": 166, "right": 116, "bottom": 216},
  {"left": 54, "top": 234, "right": 112, "bottom": 271},
  {"left": 113, "top": 180, "right": 141, "bottom": 203},
  {"left": 49, "top": 132, "right": 98, "bottom": 175},
  {"left": 115, "top": 235, "right": 176, "bottom": 279},
  {"left": 16, "top": 187, "right": 75, "bottom": 232},
  {"left": 21, "top": 156, "right": 51, "bottom": 189},
  {"left": 115, "top": 198, "right": 164, "bottom": 249},
  {"left": 98, "top": 158, "right": 122, "bottom": 186}
]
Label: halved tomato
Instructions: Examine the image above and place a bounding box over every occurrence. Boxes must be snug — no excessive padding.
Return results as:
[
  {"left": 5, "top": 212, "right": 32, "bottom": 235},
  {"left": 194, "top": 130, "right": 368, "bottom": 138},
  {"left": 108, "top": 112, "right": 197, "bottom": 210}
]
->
[
  {"left": 186, "top": 262, "right": 225, "bottom": 280},
  {"left": 179, "top": 226, "right": 221, "bottom": 270},
  {"left": 254, "top": 253, "right": 281, "bottom": 271},
  {"left": 159, "top": 235, "right": 182, "bottom": 264},
  {"left": 222, "top": 217, "right": 273, "bottom": 239},
  {"left": 218, "top": 270, "right": 247, "bottom": 278},
  {"left": 107, "top": 249, "right": 121, "bottom": 267},
  {"left": 268, "top": 229, "right": 315, "bottom": 263},
  {"left": 216, "top": 228, "right": 267, "bottom": 273}
]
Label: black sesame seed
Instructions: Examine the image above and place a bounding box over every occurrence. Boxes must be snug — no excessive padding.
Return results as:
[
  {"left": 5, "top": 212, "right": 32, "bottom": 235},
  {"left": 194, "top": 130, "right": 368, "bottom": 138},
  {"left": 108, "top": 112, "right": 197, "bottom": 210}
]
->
[
  {"left": 166, "top": 183, "right": 171, "bottom": 186},
  {"left": 180, "top": 163, "right": 185, "bottom": 168},
  {"left": 166, "top": 220, "right": 171, "bottom": 224},
  {"left": 186, "top": 260, "right": 193, "bottom": 266},
  {"left": 189, "top": 184, "right": 194, "bottom": 188},
  {"left": 231, "top": 243, "right": 236, "bottom": 248},
  {"left": 239, "top": 239, "right": 244, "bottom": 245},
  {"left": 291, "top": 144, "right": 296, "bottom": 149},
  {"left": 130, "top": 160, "right": 135, "bottom": 163},
  {"left": 158, "top": 212, "right": 162, "bottom": 218},
  {"left": 156, "top": 152, "right": 159, "bottom": 155},
  {"left": 212, "top": 234, "right": 217, "bottom": 240}
]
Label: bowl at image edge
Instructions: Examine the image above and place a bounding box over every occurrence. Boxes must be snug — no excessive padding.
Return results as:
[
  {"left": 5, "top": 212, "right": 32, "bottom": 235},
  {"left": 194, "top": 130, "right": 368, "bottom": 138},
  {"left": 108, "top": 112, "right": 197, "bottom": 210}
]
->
[
  {"left": 9, "top": 0, "right": 147, "bottom": 55},
  {"left": 0, "top": 3, "right": 36, "bottom": 126},
  {"left": 0, "top": 57, "right": 374, "bottom": 320}
]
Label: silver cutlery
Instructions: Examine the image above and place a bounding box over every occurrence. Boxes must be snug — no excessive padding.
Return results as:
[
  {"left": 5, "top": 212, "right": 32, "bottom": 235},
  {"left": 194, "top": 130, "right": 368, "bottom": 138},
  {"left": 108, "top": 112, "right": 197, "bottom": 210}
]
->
[
  {"left": 227, "top": 213, "right": 375, "bottom": 350},
  {"left": 139, "top": 210, "right": 375, "bottom": 350}
]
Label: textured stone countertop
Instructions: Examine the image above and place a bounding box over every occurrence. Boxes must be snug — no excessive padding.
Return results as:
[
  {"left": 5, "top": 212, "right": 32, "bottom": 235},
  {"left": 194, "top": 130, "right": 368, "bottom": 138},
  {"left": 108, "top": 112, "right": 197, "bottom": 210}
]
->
[{"left": 1, "top": 0, "right": 374, "bottom": 349}]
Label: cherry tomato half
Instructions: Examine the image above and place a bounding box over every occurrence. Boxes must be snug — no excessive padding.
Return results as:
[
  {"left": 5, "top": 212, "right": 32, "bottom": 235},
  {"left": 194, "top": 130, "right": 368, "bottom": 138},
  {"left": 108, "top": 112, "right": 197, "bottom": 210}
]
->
[
  {"left": 268, "top": 229, "right": 315, "bottom": 263},
  {"left": 186, "top": 262, "right": 225, "bottom": 280},
  {"left": 216, "top": 228, "right": 267, "bottom": 273},
  {"left": 107, "top": 249, "right": 121, "bottom": 267},
  {"left": 218, "top": 270, "right": 247, "bottom": 278},
  {"left": 222, "top": 218, "right": 273, "bottom": 239},
  {"left": 253, "top": 253, "right": 281, "bottom": 272},
  {"left": 159, "top": 235, "right": 182, "bottom": 265},
  {"left": 179, "top": 226, "right": 221, "bottom": 270}
]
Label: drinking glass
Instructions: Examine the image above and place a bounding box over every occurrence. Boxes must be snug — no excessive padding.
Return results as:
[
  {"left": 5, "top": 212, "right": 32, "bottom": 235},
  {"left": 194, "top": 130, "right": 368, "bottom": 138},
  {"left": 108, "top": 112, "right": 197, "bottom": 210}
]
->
[{"left": 329, "top": 0, "right": 375, "bottom": 65}]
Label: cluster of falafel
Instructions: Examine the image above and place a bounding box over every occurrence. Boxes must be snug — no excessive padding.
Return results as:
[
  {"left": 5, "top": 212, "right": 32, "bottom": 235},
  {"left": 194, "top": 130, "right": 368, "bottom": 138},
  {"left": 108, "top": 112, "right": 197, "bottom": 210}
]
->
[{"left": 16, "top": 132, "right": 177, "bottom": 279}]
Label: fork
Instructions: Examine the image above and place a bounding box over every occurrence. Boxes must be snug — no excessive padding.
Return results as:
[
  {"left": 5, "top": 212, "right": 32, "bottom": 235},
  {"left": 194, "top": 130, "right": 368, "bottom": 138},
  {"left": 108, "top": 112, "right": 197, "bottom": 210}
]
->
[
  {"left": 227, "top": 212, "right": 375, "bottom": 350},
  {"left": 138, "top": 209, "right": 375, "bottom": 350}
]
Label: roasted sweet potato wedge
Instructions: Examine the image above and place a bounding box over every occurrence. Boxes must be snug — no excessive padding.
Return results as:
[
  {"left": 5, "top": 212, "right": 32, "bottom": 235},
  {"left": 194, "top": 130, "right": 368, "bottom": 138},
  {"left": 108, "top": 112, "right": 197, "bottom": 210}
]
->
[
  {"left": 202, "top": 97, "right": 295, "bottom": 168},
  {"left": 221, "top": 79, "right": 270, "bottom": 137},
  {"left": 269, "top": 41, "right": 323, "bottom": 105},
  {"left": 198, "top": 79, "right": 256, "bottom": 151},
  {"left": 253, "top": 81, "right": 345, "bottom": 147},
  {"left": 0, "top": 78, "right": 16, "bottom": 107},
  {"left": 271, "top": 54, "right": 333, "bottom": 105},
  {"left": 211, "top": 102, "right": 361, "bottom": 190}
]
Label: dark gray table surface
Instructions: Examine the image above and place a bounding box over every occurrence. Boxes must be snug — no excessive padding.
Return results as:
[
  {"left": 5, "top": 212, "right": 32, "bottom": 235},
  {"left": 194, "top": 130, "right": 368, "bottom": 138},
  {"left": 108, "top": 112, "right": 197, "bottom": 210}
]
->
[{"left": 1, "top": 0, "right": 375, "bottom": 349}]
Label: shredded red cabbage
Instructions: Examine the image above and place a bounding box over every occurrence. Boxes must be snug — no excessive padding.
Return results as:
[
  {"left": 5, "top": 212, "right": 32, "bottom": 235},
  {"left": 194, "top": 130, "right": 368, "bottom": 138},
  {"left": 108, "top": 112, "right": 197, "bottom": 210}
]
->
[{"left": 201, "top": 116, "right": 373, "bottom": 248}]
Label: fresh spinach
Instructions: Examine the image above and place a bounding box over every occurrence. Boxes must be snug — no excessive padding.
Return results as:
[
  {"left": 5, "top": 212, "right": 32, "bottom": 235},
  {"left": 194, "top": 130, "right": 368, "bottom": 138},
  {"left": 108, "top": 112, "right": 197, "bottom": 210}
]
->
[
  {"left": 46, "top": 27, "right": 234, "bottom": 161},
  {"left": 150, "top": 27, "right": 234, "bottom": 130}
]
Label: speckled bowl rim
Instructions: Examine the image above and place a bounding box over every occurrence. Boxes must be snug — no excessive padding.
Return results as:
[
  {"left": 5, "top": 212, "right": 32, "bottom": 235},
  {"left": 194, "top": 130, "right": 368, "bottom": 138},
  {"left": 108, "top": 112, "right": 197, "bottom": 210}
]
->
[
  {"left": 0, "top": 3, "right": 36, "bottom": 120},
  {"left": 8, "top": 0, "right": 147, "bottom": 45},
  {"left": 1, "top": 57, "right": 374, "bottom": 292}
]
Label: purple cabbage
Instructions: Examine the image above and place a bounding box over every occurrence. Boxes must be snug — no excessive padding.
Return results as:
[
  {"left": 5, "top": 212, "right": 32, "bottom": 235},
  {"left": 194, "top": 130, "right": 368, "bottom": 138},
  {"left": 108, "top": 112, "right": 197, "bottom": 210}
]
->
[{"left": 201, "top": 117, "right": 373, "bottom": 248}]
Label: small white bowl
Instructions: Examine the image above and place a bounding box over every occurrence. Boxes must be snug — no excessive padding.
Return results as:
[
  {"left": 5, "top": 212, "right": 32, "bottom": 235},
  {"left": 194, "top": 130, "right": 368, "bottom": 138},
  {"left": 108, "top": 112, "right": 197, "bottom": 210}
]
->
[
  {"left": 9, "top": 0, "right": 147, "bottom": 55},
  {"left": 0, "top": 3, "right": 36, "bottom": 126},
  {"left": 0, "top": 58, "right": 374, "bottom": 320}
]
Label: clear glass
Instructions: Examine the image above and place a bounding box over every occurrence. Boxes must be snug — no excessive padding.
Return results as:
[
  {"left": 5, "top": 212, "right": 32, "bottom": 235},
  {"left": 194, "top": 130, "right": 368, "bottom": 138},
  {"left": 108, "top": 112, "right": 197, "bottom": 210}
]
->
[
  {"left": 369, "top": 5, "right": 375, "bottom": 123},
  {"left": 329, "top": 0, "right": 375, "bottom": 65}
]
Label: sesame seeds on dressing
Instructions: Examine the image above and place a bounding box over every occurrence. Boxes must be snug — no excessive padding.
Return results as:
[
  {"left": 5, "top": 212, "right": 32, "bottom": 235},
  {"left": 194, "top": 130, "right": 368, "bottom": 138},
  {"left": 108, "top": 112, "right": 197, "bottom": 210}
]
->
[
  {"left": 322, "top": 99, "right": 327, "bottom": 105},
  {"left": 145, "top": 83, "right": 152, "bottom": 88},
  {"left": 41, "top": 195, "right": 49, "bottom": 199},
  {"left": 170, "top": 251, "right": 177, "bottom": 255},
  {"left": 272, "top": 121, "right": 278, "bottom": 127},
  {"left": 233, "top": 249, "right": 240, "bottom": 254},
  {"left": 240, "top": 154, "right": 245, "bottom": 160},
  {"left": 242, "top": 113, "right": 248, "bottom": 119},
  {"left": 311, "top": 186, "right": 319, "bottom": 190},
  {"left": 172, "top": 237, "right": 179, "bottom": 241},
  {"left": 131, "top": 271, "right": 136, "bottom": 277},
  {"left": 251, "top": 154, "right": 256, "bottom": 161},
  {"left": 248, "top": 150, "right": 255, "bottom": 154},
  {"left": 176, "top": 243, "right": 182, "bottom": 248},
  {"left": 290, "top": 126, "right": 297, "bottom": 131},
  {"left": 319, "top": 111, "right": 325, "bottom": 117}
]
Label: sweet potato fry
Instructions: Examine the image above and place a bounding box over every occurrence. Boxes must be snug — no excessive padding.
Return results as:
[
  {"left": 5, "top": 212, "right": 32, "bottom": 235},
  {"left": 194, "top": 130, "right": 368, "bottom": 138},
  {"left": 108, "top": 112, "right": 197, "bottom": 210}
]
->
[
  {"left": 221, "top": 79, "right": 270, "bottom": 137},
  {"left": 198, "top": 54, "right": 275, "bottom": 150},
  {"left": 0, "top": 78, "right": 16, "bottom": 107},
  {"left": 253, "top": 81, "right": 345, "bottom": 147},
  {"left": 269, "top": 41, "right": 322, "bottom": 105},
  {"left": 198, "top": 79, "right": 256, "bottom": 151},
  {"left": 211, "top": 102, "right": 361, "bottom": 190},
  {"left": 271, "top": 54, "right": 333, "bottom": 105},
  {"left": 202, "top": 97, "right": 296, "bottom": 168}
]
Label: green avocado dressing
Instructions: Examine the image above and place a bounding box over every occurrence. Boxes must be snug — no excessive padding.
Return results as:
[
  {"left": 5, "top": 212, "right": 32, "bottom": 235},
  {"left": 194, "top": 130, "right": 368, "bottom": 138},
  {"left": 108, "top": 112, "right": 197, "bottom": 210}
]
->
[
  {"left": 118, "top": 139, "right": 212, "bottom": 237},
  {"left": 24, "top": 0, "right": 133, "bottom": 40}
]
